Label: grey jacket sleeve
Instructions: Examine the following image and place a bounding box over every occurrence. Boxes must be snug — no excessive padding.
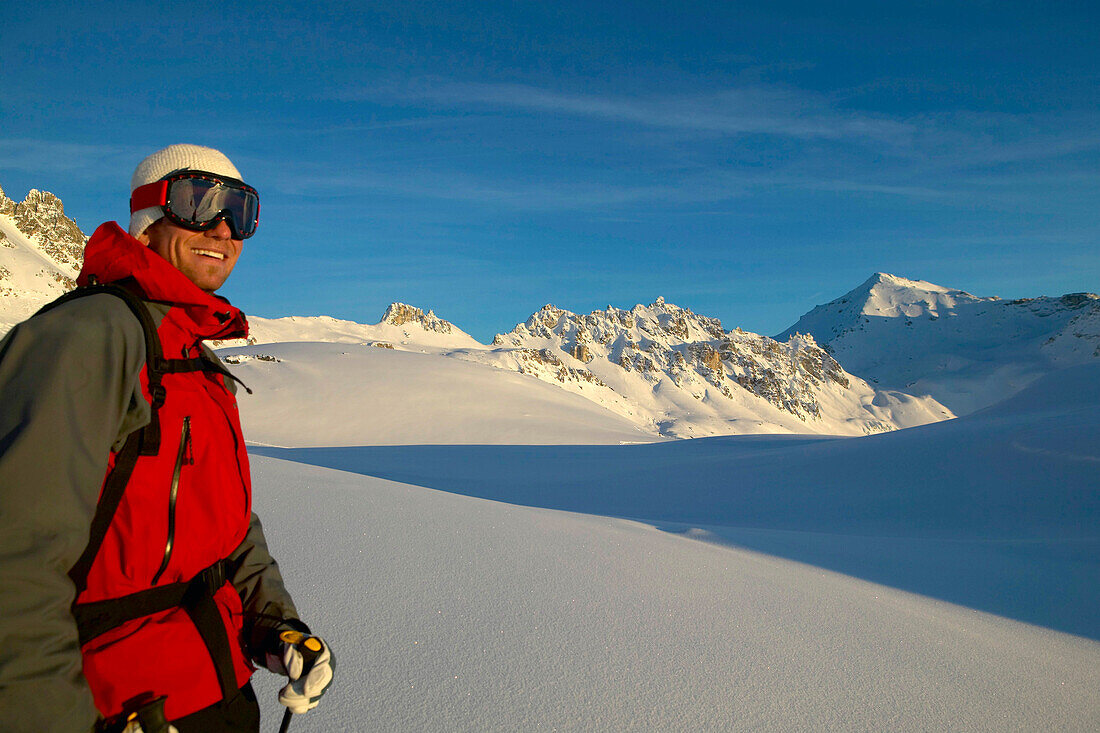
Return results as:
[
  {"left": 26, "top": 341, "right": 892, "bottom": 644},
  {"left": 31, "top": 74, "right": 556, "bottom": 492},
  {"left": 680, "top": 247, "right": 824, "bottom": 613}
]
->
[
  {"left": 0, "top": 295, "right": 149, "bottom": 733},
  {"left": 228, "top": 512, "right": 305, "bottom": 660}
]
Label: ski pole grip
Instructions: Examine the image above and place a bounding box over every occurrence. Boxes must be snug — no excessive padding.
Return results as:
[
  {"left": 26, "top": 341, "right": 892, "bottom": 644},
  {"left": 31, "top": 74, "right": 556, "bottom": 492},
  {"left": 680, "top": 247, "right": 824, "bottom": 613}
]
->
[
  {"left": 130, "top": 695, "right": 170, "bottom": 733},
  {"left": 280, "top": 630, "right": 324, "bottom": 676}
]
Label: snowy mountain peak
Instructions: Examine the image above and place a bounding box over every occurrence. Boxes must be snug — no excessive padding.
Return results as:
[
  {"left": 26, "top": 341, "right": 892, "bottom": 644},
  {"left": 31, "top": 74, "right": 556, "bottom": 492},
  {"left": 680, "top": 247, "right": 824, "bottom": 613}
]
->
[
  {"left": 213, "top": 304, "right": 482, "bottom": 350},
  {"left": 776, "top": 272, "right": 989, "bottom": 347},
  {"left": 0, "top": 178, "right": 953, "bottom": 438},
  {"left": 850, "top": 272, "right": 987, "bottom": 320},
  {"left": 381, "top": 302, "right": 457, "bottom": 335},
  {"left": 779, "top": 273, "right": 1100, "bottom": 414},
  {"left": 866, "top": 272, "right": 953, "bottom": 292}
]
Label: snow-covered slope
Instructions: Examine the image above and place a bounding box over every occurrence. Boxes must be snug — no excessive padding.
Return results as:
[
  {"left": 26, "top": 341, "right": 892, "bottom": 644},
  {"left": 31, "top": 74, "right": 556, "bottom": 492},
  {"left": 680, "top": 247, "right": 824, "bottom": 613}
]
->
[
  {"left": 214, "top": 303, "right": 483, "bottom": 351},
  {"left": 778, "top": 272, "right": 1100, "bottom": 414},
  {"left": 224, "top": 341, "right": 657, "bottom": 446},
  {"left": 0, "top": 184, "right": 84, "bottom": 331},
  {"left": 245, "top": 363, "right": 1100, "bottom": 730},
  {"left": 251, "top": 456, "right": 1099, "bottom": 732},
  {"left": 472, "top": 298, "right": 951, "bottom": 437}
]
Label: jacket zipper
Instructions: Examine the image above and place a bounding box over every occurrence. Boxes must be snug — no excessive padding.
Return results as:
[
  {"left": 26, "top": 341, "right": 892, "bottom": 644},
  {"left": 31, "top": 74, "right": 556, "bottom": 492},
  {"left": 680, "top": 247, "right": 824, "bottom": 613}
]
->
[
  {"left": 208, "top": 381, "right": 251, "bottom": 515},
  {"left": 151, "top": 416, "right": 191, "bottom": 585}
]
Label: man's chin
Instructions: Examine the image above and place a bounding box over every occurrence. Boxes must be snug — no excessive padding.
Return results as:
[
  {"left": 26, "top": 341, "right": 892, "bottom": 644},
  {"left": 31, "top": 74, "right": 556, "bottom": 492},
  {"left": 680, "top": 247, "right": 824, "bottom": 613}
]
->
[{"left": 190, "top": 266, "right": 234, "bottom": 293}]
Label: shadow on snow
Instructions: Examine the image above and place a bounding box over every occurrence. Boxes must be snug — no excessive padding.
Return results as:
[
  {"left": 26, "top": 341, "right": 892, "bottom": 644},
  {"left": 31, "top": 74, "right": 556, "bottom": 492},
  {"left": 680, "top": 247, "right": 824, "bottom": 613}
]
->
[{"left": 251, "top": 424, "right": 1099, "bottom": 640}]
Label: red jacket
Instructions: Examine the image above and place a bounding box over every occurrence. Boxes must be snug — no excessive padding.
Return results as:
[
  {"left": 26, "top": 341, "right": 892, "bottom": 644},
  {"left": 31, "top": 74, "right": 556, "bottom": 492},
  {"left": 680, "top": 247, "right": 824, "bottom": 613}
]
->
[{"left": 74, "top": 223, "right": 256, "bottom": 719}]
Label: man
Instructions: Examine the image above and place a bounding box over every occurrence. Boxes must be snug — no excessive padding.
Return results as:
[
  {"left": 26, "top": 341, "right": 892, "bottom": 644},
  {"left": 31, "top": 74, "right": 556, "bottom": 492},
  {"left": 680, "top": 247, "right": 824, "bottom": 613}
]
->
[{"left": 0, "top": 145, "right": 334, "bottom": 732}]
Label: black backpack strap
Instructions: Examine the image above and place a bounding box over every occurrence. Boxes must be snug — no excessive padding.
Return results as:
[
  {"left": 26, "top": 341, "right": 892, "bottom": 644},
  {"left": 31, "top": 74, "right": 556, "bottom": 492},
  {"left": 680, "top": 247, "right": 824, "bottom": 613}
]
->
[
  {"left": 72, "top": 558, "right": 240, "bottom": 701},
  {"left": 67, "top": 430, "right": 144, "bottom": 595},
  {"left": 198, "top": 355, "right": 253, "bottom": 395},
  {"left": 159, "top": 355, "right": 252, "bottom": 394},
  {"left": 35, "top": 283, "right": 168, "bottom": 593}
]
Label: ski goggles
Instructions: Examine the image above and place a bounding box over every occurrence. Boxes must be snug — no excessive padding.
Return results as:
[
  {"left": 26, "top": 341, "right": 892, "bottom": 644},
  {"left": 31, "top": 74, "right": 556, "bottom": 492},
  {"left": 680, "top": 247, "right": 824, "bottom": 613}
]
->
[{"left": 131, "top": 171, "right": 260, "bottom": 239}]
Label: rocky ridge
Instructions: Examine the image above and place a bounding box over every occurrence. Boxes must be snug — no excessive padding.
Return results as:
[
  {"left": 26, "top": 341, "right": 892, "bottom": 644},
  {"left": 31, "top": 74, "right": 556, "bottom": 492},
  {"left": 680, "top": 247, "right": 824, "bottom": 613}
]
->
[
  {"left": 382, "top": 302, "right": 458, "bottom": 335},
  {"left": 0, "top": 183, "right": 86, "bottom": 330},
  {"left": 0, "top": 181, "right": 954, "bottom": 438},
  {"left": 470, "top": 297, "right": 949, "bottom": 438}
]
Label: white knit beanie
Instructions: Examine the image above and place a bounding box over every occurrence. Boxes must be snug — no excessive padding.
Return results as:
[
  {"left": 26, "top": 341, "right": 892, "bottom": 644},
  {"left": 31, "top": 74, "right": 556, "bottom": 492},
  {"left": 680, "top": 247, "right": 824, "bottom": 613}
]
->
[{"left": 129, "top": 144, "right": 244, "bottom": 238}]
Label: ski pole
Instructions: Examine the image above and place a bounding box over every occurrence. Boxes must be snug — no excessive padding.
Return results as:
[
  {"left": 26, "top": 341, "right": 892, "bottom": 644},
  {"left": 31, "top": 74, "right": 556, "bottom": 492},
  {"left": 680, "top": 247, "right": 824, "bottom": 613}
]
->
[{"left": 277, "top": 631, "right": 324, "bottom": 733}]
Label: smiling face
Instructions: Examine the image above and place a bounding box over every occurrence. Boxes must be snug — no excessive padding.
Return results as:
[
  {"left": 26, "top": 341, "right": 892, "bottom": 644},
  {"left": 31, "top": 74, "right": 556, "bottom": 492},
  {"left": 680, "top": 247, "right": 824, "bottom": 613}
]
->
[{"left": 138, "top": 217, "right": 243, "bottom": 293}]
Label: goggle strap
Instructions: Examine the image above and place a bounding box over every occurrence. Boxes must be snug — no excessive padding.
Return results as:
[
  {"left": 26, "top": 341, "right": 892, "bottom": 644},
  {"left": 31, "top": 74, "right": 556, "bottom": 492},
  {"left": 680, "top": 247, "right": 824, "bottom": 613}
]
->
[{"left": 130, "top": 181, "right": 169, "bottom": 214}]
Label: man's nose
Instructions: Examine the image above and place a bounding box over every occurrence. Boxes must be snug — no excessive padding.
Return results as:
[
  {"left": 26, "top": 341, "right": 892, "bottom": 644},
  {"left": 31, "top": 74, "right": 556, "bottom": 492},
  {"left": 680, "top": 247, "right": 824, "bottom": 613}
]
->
[{"left": 206, "top": 219, "right": 233, "bottom": 239}]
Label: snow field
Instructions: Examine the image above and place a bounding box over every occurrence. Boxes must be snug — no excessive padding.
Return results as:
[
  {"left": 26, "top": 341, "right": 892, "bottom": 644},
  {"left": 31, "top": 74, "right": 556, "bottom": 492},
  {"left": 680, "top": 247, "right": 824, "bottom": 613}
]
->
[
  {"left": 249, "top": 362, "right": 1100, "bottom": 639},
  {"left": 240, "top": 361, "right": 1099, "bottom": 729},
  {"left": 227, "top": 341, "right": 656, "bottom": 446},
  {"left": 247, "top": 457, "right": 1100, "bottom": 732}
]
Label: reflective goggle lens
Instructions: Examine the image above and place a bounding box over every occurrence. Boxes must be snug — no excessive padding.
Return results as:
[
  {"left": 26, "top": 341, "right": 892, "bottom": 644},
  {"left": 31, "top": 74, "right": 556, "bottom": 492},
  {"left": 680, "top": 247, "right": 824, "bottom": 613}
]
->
[{"left": 166, "top": 176, "right": 259, "bottom": 239}]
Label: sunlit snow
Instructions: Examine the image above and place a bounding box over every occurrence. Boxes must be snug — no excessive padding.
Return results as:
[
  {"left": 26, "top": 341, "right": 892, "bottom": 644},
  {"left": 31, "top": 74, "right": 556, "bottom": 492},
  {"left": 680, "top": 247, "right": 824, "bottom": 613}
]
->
[{"left": 241, "top": 358, "right": 1099, "bottom": 731}]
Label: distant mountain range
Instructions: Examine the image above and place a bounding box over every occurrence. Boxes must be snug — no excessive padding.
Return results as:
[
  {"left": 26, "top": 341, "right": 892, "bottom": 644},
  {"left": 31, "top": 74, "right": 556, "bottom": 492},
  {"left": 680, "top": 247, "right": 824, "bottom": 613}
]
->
[
  {"left": 221, "top": 296, "right": 946, "bottom": 439},
  {"left": 4, "top": 179, "right": 1095, "bottom": 436},
  {"left": 777, "top": 272, "right": 1100, "bottom": 415}
]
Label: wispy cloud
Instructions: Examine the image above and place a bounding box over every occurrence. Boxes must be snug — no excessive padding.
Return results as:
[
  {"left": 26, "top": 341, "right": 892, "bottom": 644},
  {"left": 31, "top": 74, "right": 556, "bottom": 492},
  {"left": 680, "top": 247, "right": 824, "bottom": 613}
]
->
[
  {"left": 18, "top": 77, "right": 1072, "bottom": 218},
  {"left": 256, "top": 115, "right": 479, "bottom": 139},
  {"left": 271, "top": 167, "right": 687, "bottom": 211},
  {"left": 269, "top": 158, "right": 963, "bottom": 213},
  {"left": 339, "top": 79, "right": 1100, "bottom": 174},
  {"left": 342, "top": 79, "right": 917, "bottom": 146},
  {"left": 0, "top": 139, "right": 138, "bottom": 176}
]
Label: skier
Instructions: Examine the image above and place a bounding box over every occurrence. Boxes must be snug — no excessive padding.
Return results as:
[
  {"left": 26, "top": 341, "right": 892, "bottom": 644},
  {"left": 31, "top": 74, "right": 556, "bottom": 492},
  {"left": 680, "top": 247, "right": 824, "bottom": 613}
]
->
[{"left": 0, "top": 145, "right": 334, "bottom": 732}]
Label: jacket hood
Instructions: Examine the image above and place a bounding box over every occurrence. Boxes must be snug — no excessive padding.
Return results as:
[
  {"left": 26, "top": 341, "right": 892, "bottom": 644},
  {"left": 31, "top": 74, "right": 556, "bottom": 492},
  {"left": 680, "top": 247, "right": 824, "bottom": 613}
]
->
[{"left": 77, "top": 222, "right": 249, "bottom": 341}]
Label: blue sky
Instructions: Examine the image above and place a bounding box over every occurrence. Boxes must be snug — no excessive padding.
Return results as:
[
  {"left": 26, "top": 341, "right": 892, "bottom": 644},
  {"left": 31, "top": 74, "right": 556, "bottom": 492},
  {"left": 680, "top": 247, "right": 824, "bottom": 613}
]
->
[{"left": 2, "top": 0, "right": 1097, "bottom": 341}]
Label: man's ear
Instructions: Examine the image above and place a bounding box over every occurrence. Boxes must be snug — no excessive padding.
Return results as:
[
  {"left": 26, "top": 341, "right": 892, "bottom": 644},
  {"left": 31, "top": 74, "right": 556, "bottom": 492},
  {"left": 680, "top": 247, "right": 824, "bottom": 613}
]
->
[{"left": 135, "top": 219, "right": 160, "bottom": 245}]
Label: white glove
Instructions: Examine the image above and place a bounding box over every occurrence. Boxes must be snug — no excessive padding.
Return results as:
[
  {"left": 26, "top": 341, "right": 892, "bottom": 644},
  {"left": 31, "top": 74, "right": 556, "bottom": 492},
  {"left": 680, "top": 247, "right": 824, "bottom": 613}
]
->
[{"left": 265, "top": 632, "right": 335, "bottom": 714}]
